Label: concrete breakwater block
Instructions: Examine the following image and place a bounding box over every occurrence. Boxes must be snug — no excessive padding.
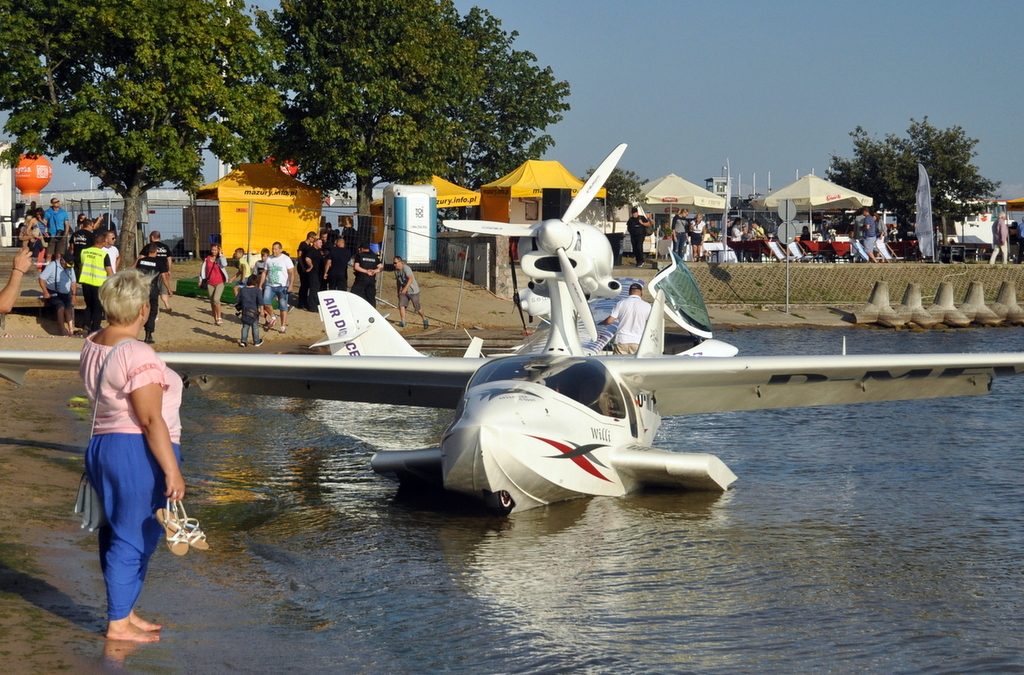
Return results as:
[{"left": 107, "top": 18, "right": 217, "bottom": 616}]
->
[
  {"left": 929, "top": 281, "right": 971, "bottom": 327},
  {"left": 959, "top": 281, "right": 1001, "bottom": 326},
  {"left": 990, "top": 281, "right": 1024, "bottom": 326},
  {"left": 854, "top": 281, "right": 902, "bottom": 326},
  {"left": 886, "top": 283, "right": 939, "bottom": 328}
]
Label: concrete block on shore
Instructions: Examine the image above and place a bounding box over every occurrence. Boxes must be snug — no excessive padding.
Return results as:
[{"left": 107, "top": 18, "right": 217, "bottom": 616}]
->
[
  {"left": 960, "top": 281, "right": 1002, "bottom": 326},
  {"left": 854, "top": 281, "right": 902, "bottom": 326},
  {"left": 889, "top": 283, "right": 939, "bottom": 328},
  {"left": 990, "top": 281, "right": 1024, "bottom": 325},
  {"left": 929, "top": 281, "right": 971, "bottom": 327}
]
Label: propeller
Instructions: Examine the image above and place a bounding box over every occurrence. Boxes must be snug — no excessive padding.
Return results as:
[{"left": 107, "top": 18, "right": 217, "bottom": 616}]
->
[
  {"left": 557, "top": 247, "right": 598, "bottom": 339},
  {"left": 444, "top": 142, "right": 628, "bottom": 343},
  {"left": 542, "top": 143, "right": 627, "bottom": 341}
]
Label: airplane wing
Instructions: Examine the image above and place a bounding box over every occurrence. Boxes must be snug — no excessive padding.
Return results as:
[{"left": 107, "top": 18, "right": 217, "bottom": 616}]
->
[
  {"left": 0, "top": 351, "right": 481, "bottom": 409},
  {"left": 602, "top": 352, "right": 1024, "bottom": 416}
]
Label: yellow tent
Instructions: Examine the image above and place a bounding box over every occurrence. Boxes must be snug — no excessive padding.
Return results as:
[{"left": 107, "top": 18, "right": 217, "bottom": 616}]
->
[
  {"left": 480, "top": 159, "right": 604, "bottom": 222},
  {"left": 433, "top": 175, "right": 479, "bottom": 208},
  {"left": 196, "top": 163, "right": 322, "bottom": 255},
  {"left": 1006, "top": 197, "right": 1024, "bottom": 212}
]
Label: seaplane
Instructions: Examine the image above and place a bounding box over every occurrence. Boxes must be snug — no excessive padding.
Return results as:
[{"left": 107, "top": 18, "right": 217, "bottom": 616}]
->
[{"left": 2, "top": 144, "right": 1024, "bottom": 515}]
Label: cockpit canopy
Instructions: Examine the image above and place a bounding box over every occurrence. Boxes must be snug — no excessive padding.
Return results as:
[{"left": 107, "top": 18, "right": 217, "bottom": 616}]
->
[{"left": 468, "top": 356, "right": 627, "bottom": 418}]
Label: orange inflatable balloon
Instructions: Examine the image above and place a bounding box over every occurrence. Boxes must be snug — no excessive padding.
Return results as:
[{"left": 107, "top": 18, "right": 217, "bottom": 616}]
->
[{"left": 15, "top": 155, "right": 53, "bottom": 198}]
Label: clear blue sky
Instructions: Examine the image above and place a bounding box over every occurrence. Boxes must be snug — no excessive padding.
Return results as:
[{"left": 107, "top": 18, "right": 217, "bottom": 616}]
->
[{"left": 22, "top": 0, "right": 1024, "bottom": 201}]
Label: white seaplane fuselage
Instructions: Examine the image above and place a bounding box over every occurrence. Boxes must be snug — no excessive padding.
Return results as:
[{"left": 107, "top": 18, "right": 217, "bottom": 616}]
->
[{"left": 441, "top": 356, "right": 659, "bottom": 512}]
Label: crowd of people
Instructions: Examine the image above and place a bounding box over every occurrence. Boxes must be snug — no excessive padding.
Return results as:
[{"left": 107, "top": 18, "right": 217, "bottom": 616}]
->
[{"left": 4, "top": 209, "right": 442, "bottom": 347}]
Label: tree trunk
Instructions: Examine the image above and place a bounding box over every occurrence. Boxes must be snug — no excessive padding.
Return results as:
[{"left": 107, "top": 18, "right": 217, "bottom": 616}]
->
[{"left": 117, "top": 183, "right": 145, "bottom": 269}]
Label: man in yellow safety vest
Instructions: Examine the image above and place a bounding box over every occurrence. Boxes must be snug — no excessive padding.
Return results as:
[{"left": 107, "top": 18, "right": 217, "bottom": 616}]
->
[{"left": 79, "top": 228, "right": 114, "bottom": 333}]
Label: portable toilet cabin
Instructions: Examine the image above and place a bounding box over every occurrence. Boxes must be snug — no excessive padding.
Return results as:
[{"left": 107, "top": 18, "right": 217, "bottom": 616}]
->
[{"left": 384, "top": 183, "right": 437, "bottom": 265}]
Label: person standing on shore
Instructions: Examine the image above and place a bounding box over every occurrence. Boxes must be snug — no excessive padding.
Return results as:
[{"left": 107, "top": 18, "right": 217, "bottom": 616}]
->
[
  {"left": 264, "top": 242, "right": 295, "bottom": 333},
  {"left": 80, "top": 269, "right": 187, "bottom": 643},
  {"left": 0, "top": 248, "right": 34, "bottom": 314},
  {"left": 71, "top": 215, "right": 101, "bottom": 279},
  {"left": 990, "top": 214, "right": 1009, "bottom": 265},
  {"left": 689, "top": 213, "right": 708, "bottom": 262},
  {"left": 295, "top": 231, "right": 316, "bottom": 310},
  {"left": 135, "top": 243, "right": 165, "bottom": 344},
  {"left": 199, "top": 244, "right": 229, "bottom": 326},
  {"left": 860, "top": 208, "right": 879, "bottom": 262},
  {"left": 43, "top": 197, "right": 70, "bottom": 262},
  {"left": 79, "top": 232, "right": 114, "bottom": 333},
  {"left": 351, "top": 242, "right": 382, "bottom": 307},
  {"left": 393, "top": 256, "right": 428, "bottom": 328},
  {"left": 627, "top": 207, "right": 652, "bottom": 267},
  {"left": 148, "top": 231, "right": 174, "bottom": 311},
  {"left": 672, "top": 209, "right": 690, "bottom": 258},
  {"left": 324, "top": 236, "right": 351, "bottom": 292}
]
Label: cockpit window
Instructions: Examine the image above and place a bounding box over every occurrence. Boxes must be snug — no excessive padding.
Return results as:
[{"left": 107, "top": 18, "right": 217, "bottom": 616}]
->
[{"left": 469, "top": 357, "right": 627, "bottom": 418}]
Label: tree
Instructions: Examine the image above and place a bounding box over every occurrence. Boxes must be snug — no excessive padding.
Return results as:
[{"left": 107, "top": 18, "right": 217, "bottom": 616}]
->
[
  {"left": 597, "top": 168, "right": 646, "bottom": 214},
  {"left": 828, "top": 118, "right": 998, "bottom": 227},
  {"left": 0, "top": 0, "right": 280, "bottom": 265},
  {"left": 444, "top": 7, "right": 570, "bottom": 188},
  {"left": 265, "top": 0, "right": 465, "bottom": 213},
  {"left": 264, "top": 1, "right": 570, "bottom": 211}
]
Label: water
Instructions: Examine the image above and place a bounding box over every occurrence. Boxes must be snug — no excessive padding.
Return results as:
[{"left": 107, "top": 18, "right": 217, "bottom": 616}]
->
[{"left": 82, "top": 327, "right": 1024, "bottom": 672}]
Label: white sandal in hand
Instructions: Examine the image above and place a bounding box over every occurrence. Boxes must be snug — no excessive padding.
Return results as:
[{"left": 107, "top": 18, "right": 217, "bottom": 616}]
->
[{"left": 156, "top": 499, "right": 210, "bottom": 554}]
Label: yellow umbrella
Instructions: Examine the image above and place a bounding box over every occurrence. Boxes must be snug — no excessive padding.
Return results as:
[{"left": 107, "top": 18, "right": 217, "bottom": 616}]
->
[
  {"left": 432, "top": 176, "right": 479, "bottom": 208},
  {"left": 1006, "top": 197, "right": 1024, "bottom": 212}
]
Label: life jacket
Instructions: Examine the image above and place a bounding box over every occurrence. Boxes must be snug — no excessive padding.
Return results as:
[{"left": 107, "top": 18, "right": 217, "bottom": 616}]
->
[{"left": 79, "top": 247, "right": 109, "bottom": 287}]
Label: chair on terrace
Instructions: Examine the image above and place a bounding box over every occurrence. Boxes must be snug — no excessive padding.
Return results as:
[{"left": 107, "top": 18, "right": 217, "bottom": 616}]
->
[
  {"left": 787, "top": 241, "right": 815, "bottom": 262},
  {"left": 766, "top": 240, "right": 788, "bottom": 262}
]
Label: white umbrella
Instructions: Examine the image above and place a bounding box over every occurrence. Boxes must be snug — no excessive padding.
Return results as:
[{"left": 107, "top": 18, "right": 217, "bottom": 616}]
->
[
  {"left": 758, "top": 174, "right": 872, "bottom": 210},
  {"left": 641, "top": 173, "right": 726, "bottom": 212}
]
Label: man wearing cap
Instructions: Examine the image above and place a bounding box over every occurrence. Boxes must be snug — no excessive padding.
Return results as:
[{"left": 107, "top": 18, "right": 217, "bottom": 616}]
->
[
  {"left": 43, "top": 197, "right": 70, "bottom": 261},
  {"left": 601, "top": 283, "right": 652, "bottom": 355},
  {"left": 351, "top": 242, "right": 383, "bottom": 307}
]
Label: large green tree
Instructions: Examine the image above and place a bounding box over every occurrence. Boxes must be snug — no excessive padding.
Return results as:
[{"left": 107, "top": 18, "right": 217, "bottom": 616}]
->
[
  {"left": 264, "top": 1, "right": 570, "bottom": 211},
  {"left": 0, "top": 0, "right": 279, "bottom": 264},
  {"left": 265, "top": 0, "right": 464, "bottom": 213},
  {"left": 444, "top": 7, "right": 570, "bottom": 189},
  {"left": 828, "top": 118, "right": 998, "bottom": 227}
]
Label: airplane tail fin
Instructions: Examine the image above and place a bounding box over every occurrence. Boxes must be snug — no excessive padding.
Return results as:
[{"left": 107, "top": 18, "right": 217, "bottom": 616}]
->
[
  {"left": 636, "top": 290, "right": 666, "bottom": 358},
  {"left": 312, "top": 291, "right": 424, "bottom": 357}
]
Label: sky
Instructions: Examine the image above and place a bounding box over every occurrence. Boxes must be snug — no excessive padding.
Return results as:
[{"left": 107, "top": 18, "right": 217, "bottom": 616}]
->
[{"left": 18, "top": 0, "right": 1024, "bottom": 202}]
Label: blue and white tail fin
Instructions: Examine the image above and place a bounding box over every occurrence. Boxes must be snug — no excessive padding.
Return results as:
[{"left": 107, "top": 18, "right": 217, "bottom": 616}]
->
[{"left": 312, "top": 291, "right": 424, "bottom": 357}]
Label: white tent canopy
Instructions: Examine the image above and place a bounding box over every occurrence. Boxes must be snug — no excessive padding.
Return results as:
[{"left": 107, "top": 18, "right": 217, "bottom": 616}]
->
[
  {"left": 758, "top": 174, "right": 873, "bottom": 211},
  {"left": 641, "top": 173, "right": 726, "bottom": 212}
]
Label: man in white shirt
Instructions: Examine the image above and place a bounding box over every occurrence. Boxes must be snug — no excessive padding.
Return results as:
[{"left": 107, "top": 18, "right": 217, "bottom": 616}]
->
[
  {"left": 601, "top": 283, "right": 652, "bottom": 355},
  {"left": 101, "top": 229, "right": 120, "bottom": 272},
  {"left": 264, "top": 241, "right": 295, "bottom": 333}
]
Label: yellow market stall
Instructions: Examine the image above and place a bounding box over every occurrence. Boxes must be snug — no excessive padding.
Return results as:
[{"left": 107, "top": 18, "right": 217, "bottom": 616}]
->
[
  {"left": 196, "top": 163, "right": 322, "bottom": 255},
  {"left": 480, "top": 160, "right": 604, "bottom": 223},
  {"left": 433, "top": 175, "right": 479, "bottom": 208}
]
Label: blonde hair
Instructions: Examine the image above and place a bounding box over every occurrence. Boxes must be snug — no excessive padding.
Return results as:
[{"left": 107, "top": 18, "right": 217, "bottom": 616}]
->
[{"left": 99, "top": 269, "right": 150, "bottom": 325}]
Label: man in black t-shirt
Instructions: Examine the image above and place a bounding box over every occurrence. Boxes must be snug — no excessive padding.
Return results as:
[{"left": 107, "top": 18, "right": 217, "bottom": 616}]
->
[
  {"left": 303, "top": 237, "right": 327, "bottom": 310},
  {"left": 626, "top": 207, "right": 652, "bottom": 268},
  {"left": 324, "top": 237, "right": 352, "bottom": 291},
  {"left": 135, "top": 243, "right": 166, "bottom": 343},
  {"left": 350, "top": 243, "right": 382, "bottom": 307},
  {"left": 148, "top": 231, "right": 174, "bottom": 310},
  {"left": 295, "top": 231, "right": 317, "bottom": 309},
  {"left": 70, "top": 215, "right": 99, "bottom": 278}
]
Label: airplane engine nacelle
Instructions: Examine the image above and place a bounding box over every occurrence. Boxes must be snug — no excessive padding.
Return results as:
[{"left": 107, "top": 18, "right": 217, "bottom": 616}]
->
[{"left": 520, "top": 223, "right": 617, "bottom": 298}]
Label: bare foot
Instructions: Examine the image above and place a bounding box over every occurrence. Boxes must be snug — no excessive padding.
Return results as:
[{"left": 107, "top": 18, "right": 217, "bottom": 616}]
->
[
  {"left": 107, "top": 618, "right": 160, "bottom": 642},
  {"left": 129, "top": 610, "right": 162, "bottom": 632}
]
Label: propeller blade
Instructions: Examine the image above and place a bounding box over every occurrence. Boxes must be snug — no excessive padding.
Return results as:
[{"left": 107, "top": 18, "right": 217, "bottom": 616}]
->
[
  {"left": 443, "top": 219, "right": 535, "bottom": 238},
  {"left": 560, "top": 143, "right": 628, "bottom": 225},
  {"left": 509, "top": 246, "right": 528, "bottom": 333},
  {"left": 556, "top": 247, "right": 598, "bottom": 341}
]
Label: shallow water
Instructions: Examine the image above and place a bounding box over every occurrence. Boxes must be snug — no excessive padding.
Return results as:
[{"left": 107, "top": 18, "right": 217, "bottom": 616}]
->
[{"left": 79, "top": 327, "right": 1024, "bottom": 672}]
